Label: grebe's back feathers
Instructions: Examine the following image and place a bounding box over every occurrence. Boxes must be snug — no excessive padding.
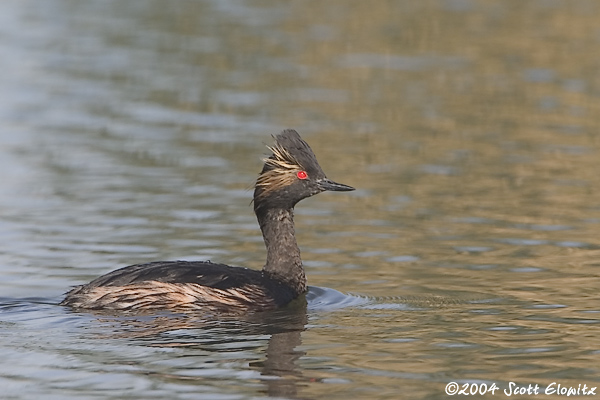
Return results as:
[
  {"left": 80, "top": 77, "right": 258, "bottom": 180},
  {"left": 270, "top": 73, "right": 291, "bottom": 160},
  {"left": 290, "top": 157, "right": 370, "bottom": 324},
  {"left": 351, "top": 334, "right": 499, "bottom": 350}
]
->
[{"left": 81, "top": 261, "right": 255, "bottom": 288}]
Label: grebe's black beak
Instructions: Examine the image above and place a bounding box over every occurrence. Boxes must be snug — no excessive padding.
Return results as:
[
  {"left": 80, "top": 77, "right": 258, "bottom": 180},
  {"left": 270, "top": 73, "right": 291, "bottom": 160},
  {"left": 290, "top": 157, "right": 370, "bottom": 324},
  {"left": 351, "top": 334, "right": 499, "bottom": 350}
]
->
[{"left": 318, "top": 179, "right": 355, "bottom": 192}]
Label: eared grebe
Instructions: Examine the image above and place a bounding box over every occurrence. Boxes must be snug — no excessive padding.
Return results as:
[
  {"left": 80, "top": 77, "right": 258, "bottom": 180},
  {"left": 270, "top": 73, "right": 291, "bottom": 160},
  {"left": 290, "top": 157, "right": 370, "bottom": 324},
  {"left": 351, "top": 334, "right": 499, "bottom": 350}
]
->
[{"left": 61, "top": 129, "right": 354, "bottom": 312}]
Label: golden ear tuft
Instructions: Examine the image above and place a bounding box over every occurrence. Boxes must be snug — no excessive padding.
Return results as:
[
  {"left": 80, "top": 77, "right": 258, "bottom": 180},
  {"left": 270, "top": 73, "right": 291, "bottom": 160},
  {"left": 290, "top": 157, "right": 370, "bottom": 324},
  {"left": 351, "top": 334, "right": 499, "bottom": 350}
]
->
[
  {"left": 263, "top": 143, "right": 304, "bottom": 171},
  {"left": 255, "top": 142, "right": 305, "bottom": 200}
]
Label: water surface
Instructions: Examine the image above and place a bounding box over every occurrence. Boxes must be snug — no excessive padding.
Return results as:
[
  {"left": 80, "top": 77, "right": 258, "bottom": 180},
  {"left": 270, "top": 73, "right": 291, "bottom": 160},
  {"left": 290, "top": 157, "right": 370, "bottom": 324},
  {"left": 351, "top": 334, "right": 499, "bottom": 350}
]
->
[{"left": 1, "top": 1, "right": 600, "bottom": 399}]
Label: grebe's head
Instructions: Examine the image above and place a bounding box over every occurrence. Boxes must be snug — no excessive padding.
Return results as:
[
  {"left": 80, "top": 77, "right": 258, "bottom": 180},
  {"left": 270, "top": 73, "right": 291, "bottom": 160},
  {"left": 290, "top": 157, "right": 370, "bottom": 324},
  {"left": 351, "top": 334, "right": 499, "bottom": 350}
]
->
[{"left": 253, "top": 129, "right": 354, "bottom": 213}]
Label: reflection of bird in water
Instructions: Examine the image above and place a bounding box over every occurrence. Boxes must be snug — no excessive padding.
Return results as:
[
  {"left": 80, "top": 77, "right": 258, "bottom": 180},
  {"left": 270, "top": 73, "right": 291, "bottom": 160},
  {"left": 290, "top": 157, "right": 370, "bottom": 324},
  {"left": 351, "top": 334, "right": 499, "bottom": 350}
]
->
[
  {"left": 89, "top": 303, "right": 309, "bottom": 399},
  {"left": 61, "top": 129, "right": 354, "bottom": 312}
]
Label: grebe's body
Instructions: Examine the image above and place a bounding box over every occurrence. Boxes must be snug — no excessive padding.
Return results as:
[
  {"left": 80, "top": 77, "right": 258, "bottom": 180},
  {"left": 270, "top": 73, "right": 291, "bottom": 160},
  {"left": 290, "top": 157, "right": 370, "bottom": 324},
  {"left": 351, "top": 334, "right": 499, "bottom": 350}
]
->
[
  {"left": 61, "top": 261, "right": 299, "bottom": 311},
  {"left": 61, "top": 130, "right": 354, "bottom": 312}
]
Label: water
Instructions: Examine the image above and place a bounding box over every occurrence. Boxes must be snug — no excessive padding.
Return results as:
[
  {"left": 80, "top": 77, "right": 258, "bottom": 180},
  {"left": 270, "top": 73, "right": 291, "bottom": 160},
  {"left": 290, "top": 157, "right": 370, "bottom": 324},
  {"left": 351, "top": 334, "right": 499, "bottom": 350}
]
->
[{"left": 1, "top": 1, "right": 600, "bottom": 399}]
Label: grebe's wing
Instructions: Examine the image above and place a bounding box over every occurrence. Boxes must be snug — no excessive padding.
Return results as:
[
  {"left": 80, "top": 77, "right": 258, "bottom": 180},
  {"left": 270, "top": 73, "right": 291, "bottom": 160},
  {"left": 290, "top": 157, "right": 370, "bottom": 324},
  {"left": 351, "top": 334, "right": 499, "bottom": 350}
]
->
[{"left": 81, "top": 261, "right": 264, "bottom": 290}]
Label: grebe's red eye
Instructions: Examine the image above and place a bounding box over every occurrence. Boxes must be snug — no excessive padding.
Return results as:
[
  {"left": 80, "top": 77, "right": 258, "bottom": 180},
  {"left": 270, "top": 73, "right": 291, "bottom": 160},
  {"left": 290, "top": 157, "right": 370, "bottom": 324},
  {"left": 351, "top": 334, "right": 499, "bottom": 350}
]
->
[{"left": 296, "top": 170, "right": 308, "bottom": 180}]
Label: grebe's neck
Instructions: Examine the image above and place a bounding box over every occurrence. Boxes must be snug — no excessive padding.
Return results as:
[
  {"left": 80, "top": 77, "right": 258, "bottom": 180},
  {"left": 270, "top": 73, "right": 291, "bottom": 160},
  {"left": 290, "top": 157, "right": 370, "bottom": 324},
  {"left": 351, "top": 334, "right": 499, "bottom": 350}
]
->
[{"left": 256, "top": 207, "right": 306, "bottom": 295}]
